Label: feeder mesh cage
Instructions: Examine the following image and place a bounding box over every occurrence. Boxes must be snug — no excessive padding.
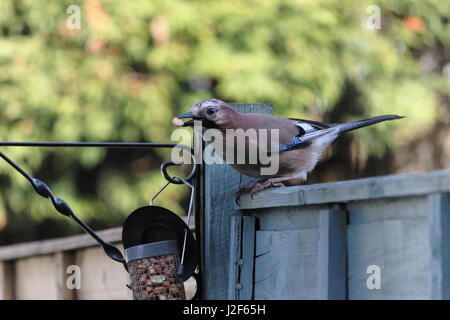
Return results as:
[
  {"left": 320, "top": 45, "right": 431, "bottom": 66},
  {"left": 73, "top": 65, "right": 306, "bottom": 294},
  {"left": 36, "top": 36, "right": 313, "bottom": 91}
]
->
[{"left": 128, "top": 253, "right": 186, "bottom": 300}]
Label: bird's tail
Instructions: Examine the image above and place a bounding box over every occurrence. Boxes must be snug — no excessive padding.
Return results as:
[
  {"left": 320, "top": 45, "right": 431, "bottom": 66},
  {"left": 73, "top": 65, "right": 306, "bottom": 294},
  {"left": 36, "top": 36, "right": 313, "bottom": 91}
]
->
[{"left": 337, "top": 115, "right": 404, "bottom": 134}]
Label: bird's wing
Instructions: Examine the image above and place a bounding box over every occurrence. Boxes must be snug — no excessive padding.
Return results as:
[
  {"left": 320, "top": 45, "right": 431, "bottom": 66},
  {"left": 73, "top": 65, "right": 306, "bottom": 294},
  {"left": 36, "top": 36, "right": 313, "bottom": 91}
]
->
[
  {"left": 237, "top": 113, "right": 338, "bottom": 150},
  {"left": 288, "top": 118, "right": 333, "bottom": 130},
  {"left": 277, "top": 118, "right": 340, "bottom": 151}
]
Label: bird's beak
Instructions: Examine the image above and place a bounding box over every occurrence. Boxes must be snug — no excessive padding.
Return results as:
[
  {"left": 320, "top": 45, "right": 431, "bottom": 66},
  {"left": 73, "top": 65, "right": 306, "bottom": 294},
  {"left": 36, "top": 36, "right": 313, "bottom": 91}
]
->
[{"left": 177, "top": 111, "right": 202, "bottom": 127}]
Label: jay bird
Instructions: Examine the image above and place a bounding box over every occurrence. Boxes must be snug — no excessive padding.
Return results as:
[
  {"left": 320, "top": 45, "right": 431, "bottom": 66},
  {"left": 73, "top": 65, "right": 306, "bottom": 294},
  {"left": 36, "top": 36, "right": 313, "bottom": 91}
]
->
[{"left": 173, "top": 99, "right": 403, "bottom": 198}]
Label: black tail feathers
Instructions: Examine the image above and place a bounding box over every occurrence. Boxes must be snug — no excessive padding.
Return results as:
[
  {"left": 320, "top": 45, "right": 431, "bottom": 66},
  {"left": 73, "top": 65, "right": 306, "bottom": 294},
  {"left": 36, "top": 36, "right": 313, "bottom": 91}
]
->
[{"left": 338, "top": 115, "right": 404, "bottom": 134}]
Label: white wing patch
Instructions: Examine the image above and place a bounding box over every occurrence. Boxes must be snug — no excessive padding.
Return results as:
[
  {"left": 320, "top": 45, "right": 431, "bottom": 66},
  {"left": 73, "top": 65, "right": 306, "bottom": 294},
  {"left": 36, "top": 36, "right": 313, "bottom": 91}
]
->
[{"left": 296, "top": 122, "right": 315, "bottom": 133}]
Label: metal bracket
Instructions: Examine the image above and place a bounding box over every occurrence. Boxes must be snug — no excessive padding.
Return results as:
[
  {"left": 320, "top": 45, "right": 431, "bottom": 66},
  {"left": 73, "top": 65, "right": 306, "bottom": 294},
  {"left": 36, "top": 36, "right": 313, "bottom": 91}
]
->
[{"left": 0, "top": 140, "right": 199, "bottom": 271}]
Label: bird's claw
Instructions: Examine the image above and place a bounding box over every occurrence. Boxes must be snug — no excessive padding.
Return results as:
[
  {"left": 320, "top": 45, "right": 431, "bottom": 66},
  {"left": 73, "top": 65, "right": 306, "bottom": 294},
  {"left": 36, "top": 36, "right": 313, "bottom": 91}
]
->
[
  {"left": 235, "top": 181, "right": 259, "bottom": 204},
  {"left": 235, "top": 179, "right": 285, "bottom": 200},
  {"left": 234, "top": 190, "right": 242, "bottom": 205}
]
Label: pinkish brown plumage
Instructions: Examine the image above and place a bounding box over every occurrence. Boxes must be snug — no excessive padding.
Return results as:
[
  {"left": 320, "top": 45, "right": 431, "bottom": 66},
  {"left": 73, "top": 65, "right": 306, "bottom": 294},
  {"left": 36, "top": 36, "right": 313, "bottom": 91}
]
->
[{"left": 175, "top": 99, "right": 403, "bottom": 198}]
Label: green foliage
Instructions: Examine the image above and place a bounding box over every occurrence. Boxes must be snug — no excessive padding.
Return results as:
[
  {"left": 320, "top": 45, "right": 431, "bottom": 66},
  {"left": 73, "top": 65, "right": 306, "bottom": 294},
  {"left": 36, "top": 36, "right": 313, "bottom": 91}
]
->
[{"left": 0, "top": 0, "right": 447, "bottom": 241}]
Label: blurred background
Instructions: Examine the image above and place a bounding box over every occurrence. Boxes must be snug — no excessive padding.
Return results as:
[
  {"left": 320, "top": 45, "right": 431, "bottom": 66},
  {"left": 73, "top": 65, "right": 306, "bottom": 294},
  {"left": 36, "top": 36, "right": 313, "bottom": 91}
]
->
[{"left": 0, "top": 0, "right": 448, "bottom": 245}]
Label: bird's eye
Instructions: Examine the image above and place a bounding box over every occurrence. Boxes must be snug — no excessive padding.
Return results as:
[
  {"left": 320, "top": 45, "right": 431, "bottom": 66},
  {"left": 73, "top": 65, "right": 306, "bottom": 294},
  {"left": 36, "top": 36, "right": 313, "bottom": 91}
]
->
[{"left": 206, "top": 107, "right": 216, "bottom": 116}]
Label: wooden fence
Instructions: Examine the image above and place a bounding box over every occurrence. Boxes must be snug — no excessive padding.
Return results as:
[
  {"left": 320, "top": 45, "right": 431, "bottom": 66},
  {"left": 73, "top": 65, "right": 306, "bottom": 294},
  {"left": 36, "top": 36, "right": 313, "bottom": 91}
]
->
[
  {"left": 1, "top": 169, "right": 448, "bottom": 300},
  {"left": 203, "top": 169, "right": 450, "bottom": 299}
]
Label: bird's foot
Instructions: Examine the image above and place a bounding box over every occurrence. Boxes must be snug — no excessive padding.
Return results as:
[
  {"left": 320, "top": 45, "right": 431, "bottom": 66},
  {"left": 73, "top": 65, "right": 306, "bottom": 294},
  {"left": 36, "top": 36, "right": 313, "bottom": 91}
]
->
[
  {"left": 235, "top": 176, "right": 301, "bottom": 204},
  {"left": 235, "top": 180, "right": 260, "bottom": 205},
  {"left": 249, "top": 179, "right": 285, "bottom": 199},
  {"left": 235, "top": 178, "right": 293, "bottom": 204}
]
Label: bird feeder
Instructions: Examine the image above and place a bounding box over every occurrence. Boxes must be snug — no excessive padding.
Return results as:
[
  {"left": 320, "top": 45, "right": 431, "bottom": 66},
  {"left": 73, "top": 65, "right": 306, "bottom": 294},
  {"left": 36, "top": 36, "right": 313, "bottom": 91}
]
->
[{"left": 0, "top": 141, "right": 200, "bottom": 300}]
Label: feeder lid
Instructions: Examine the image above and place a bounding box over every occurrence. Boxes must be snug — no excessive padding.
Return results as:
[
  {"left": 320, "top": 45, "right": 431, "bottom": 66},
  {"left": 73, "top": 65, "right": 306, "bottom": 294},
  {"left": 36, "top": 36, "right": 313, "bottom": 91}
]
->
[
  {"left": 125, "top": 240, "right": 179, "bottom": 263},
  {"left": 122, "top": 205, "right": 199, "bottom": 281}
]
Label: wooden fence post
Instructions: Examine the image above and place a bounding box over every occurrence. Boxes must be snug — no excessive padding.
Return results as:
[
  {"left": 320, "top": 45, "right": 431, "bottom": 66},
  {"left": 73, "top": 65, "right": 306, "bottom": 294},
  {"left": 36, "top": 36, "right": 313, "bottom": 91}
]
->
[
  {"left": 202, "top": 103, "right": 273, "bottom": 300},
  {"left": 55, "top": 251, "right": 76, "bottom": 300},
  {"left": 429, "top": 193, "right": 450, "bottom": 299},
  {"left": 318, "top": 208, "right": 347, "bottom": 299},
  {"left": 228, "top": 215, "right": 256, "bottom": 299},
  {"left": 0, "top": 261, "right": 15, "bottom": 300}
]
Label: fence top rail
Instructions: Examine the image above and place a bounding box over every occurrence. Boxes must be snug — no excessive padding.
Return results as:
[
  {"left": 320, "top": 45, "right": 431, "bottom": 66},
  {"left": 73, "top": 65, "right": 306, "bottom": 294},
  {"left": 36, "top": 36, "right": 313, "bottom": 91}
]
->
[
  {"left": 0, "top": 216, "right": 193, "bottom": 261},
  {"left": 237, "top": 169, "right": 450, "bottom": 210}
]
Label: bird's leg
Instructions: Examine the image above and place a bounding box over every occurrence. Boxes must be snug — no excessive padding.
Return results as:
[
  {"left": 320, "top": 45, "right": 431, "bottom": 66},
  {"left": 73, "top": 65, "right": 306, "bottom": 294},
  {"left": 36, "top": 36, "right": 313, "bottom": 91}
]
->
[
  {"left": 237, "top": 179, "right": 262, "bottom": 194},
  {"left": 249, "top": 176, "right": 300, "bottom": 199},
  {"left": 235, "top": 176, "right": 302, "bottom": 203},
  {"left": 235, "top": 178, "right": 267, "bottom": 204}
]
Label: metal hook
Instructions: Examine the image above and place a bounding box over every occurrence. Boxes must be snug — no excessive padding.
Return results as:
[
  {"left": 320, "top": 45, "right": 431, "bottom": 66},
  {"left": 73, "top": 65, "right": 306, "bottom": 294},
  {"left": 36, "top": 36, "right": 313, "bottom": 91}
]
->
[
  {"left": 150, "top": 155, "right": 197, "bottom": 206},
  {"left": 161, "top": 161, "right": 199, "bottom": 184},
  {"left": 147, "top": 174, "right": 195, "bottom": 279},
  {"left": 160, "top": 145, "right": 199, "bottom": 184},
  {"left": 172, "top": 176, "right": 195, "bottom": 269},
  {"left": 149, "top": 181, "right": 171, "bottom": 206}
]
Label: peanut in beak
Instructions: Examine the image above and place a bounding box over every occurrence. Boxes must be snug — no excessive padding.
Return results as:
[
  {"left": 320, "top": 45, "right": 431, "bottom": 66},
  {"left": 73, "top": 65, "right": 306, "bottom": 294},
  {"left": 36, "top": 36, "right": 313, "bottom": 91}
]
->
[{"left": 172, "top": 117, "right": 184, "bottom": 127}]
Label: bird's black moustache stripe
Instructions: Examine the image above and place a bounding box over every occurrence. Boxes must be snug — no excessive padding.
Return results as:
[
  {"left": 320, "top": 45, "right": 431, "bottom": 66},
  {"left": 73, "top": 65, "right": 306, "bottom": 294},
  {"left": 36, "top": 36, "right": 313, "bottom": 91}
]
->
[{"left": 184, "top": 119, "right": 216, "bottom": 128}]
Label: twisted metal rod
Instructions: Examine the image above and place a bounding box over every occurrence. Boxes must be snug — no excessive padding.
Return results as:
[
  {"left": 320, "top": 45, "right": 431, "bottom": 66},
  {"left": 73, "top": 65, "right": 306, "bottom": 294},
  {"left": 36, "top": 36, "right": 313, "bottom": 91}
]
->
[
  {"left": 0, "top": 151, "right": 128, "bottom": 269},
  {"left": 0, "top": 141, "right": 199, "bottom": 271}
]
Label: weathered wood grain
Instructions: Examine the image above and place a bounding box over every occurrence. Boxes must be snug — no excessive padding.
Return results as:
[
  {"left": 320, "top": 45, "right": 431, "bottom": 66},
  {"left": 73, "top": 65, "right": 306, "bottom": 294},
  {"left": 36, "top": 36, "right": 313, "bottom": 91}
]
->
[
  {"left": 249, "top": 173, "right": 449, "bottom": 300},
  {"left": 252, "top": 208, "right": 346, "bottom": 300},
  {"left": 227, "top": 216, "right": 242, "bottom": 300},
  {"left": 318, "top": 209, "right": 347, "bottom": 300},
  {"left": 255, "top": 231, "right": 272, "bottom": 257},
  {"left": 227, "top": 216, "right": 256, "bottom": 300},
  {"left": 203, "top": 103, "right": 273, "bottom": 300},
  {"left": 348, "top": 196, "right": 429, "bottom": 225},
  {"left": 251, "top": 205, "right": 323, "bottom": 231},
  {"left": 254, "top": 229, "right": 319, "bottom": 299},
  {"left": 55, "top": 251, "right": 75, "bottom": 300},
  {"left": 348, "top": 219, "right": 430, "bottom": 299},
  {"left": 239, "top": 216, "right": 256, "bottom": 300},
  {"left": 0, "top": 261, "right": 14, "bottom": 299},
  {"left": 238, "top": 170, "right": 450, "bottom": 210},
  {"left": 75, "top": 245, "right": 131, "bottom": 300},
  {"left": 347, "top": 195, "right": 437, "bottom": 299},
  {"left": 15, "top": 255, "right": 59, "bottom": 299},
  {"left": 429, "top": 193, "right": 450, "bottom": 299}
]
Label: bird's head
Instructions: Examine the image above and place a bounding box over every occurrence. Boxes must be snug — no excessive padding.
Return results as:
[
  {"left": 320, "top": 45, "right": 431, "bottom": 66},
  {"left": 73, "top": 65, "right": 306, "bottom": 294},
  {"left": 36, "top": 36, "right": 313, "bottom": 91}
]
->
[{"left": 174, "top": 99, "right": 236, "bottom": 129}]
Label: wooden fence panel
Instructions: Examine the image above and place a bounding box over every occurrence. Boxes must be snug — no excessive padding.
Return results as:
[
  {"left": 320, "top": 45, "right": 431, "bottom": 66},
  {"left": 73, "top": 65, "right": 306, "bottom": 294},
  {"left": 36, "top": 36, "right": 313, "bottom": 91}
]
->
[
  {"left": 251, "top": 207, "right": 347, "bottom": 300},
  {"left": 0, "top": 261, "right": 14, "bottom": 299},
  {"left": 75, "top": 245, "right": 131, "bottom": 300},
  {"left": 429, "top": 193, "right": 450, "bottom": 299},
  {"left": 348, "top": 219, "right": 431, "bottom": 299},
  {"left": 236, "top": 169, "right": 450, "bottom": 300},
  {"left": 254, "top": 229, "right": 319, "bottom": 299},
  {"left": 347, "top": 196, "right": 431, "bottom": 299},
  {"left": 15, "top": 255, "right": 60, "bottom": 300}
]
